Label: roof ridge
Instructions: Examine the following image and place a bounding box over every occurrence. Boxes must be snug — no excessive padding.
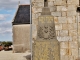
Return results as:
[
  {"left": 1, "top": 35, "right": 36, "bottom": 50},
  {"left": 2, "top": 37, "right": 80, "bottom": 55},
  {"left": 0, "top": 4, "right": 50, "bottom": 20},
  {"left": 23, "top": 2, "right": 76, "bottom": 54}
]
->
[{"left": 19, "top": 4, "right": 30, "bottom": 6}]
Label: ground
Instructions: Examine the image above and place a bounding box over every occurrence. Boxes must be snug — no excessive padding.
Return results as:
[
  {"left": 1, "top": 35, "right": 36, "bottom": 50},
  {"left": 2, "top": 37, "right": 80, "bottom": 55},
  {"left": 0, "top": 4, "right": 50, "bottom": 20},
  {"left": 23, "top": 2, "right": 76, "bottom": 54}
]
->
[{"left": 0, "top": 50, "right": 31, "bottom": 60}]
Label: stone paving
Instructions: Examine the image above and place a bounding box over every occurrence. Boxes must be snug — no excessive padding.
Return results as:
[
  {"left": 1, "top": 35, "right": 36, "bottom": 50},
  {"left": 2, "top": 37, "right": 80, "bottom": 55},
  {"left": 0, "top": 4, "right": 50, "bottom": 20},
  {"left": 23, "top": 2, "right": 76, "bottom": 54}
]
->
[{"left": 0, "top": 50, "right": 31, "bottom": 60}]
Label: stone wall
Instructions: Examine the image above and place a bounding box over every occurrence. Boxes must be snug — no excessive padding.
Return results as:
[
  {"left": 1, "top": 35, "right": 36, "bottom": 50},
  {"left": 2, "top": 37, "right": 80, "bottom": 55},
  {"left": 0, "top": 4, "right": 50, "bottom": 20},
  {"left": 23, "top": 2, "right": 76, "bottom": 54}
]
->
[
  {"left": 32, "top": 0, "right": 79, "bottom": 60},
  {"left": 13, "top": 24, "right": 30, "bottom": 53}
]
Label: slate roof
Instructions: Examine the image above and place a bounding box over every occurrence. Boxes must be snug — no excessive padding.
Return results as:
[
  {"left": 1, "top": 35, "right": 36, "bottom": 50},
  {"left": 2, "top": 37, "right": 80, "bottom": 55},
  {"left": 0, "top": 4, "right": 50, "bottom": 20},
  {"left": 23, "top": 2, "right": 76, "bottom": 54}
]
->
[{"left": 12, "top": 5, "right": 30, "bottom": 25}]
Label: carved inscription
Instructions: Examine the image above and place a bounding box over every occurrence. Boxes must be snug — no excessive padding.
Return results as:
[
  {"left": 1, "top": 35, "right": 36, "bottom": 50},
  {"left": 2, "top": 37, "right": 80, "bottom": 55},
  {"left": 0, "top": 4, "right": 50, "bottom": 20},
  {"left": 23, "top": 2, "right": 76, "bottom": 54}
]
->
[
  {"left": 37, "top": 16, "right": 56, "bottom": 40},
  {"left": 33, "top": 16, "right": 60, "bottom": 60}
]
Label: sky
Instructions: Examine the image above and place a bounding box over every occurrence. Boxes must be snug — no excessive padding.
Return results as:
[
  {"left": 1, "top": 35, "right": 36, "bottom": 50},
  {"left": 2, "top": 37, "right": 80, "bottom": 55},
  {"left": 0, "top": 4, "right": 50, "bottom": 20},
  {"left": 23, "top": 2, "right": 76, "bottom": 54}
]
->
[{"left": 0, "top": 0, "right": 30, "bottom": 41}]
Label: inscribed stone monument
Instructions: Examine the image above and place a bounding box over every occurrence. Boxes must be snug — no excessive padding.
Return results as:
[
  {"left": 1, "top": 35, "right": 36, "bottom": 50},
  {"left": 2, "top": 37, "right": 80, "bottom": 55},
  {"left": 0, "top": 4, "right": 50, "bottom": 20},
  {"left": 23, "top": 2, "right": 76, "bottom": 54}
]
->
[{"left": 32, "top": 0, "right": 60, "bottom": 60}]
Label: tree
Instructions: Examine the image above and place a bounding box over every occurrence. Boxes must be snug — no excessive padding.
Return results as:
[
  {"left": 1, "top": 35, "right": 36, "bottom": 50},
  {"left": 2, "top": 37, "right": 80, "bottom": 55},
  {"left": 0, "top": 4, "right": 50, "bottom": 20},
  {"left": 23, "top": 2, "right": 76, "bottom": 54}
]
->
[{"left": 1, "top": 41, "right": 12, "bottom": 47}]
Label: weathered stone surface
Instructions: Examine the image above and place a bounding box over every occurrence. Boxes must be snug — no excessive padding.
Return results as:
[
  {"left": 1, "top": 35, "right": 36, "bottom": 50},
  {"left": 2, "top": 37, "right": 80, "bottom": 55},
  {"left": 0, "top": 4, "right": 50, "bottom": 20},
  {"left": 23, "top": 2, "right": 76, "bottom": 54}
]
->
[
  {"left": 32, "top": 7, "right": 38, "bottom": 13},
  {"left": 66, "top": 49, "right": 72, "bottom": 55},
  {"left": 60, "top": 42, "right": 68, "bottom": 48},
  {"left": 33, "top": 2, "right": 44, "bottom": 7},
  {"left": 32, "top": 13, "right": 36, "bottom": 19},
  {"left": 68, "top": 24, "right": 74, "bottom": 30},
  {"left": 48, "top": 1, "right": 54, "bottom": 7},
  {"left": 32, "top": 24, "right": 37, "bottom": 40},
  {"left": 78, "top": 16, "right": 80, "bottom": 23},
  {"left": 79, "top": 48, "right": 80, "bottom": 57},
  {"left": 62, "top": 24, "right": 68, "bottom": 30},
  {"left": 67, "top": 11, "right": 77, "bottom": 16},
  {"left": 32, "top": 7, "right": 42, "bottom": 13},
  {"left": 58, "top": 17, "right": 67, "bottom": 23},
  {"left": 41, "top": 7, "right": 51, "bottom": 15},
  {"left": 69, "top": 42, "right": 78, "bottom": 48},
  {"left": 78, "top": 36, "right": 80, "bottom": 47},
  {"left": 62, "top": 24, "right": 76, "bottom": 30},
  {"left": 56, "top": 30, "right": 60, "bottom": 36},
  {"left": 54, "top": 17, "right": 58, "bottom": 23},
  {"left": 72, "top": 36, "right": 77, "bottom": 41},
  {"left": 54, "top": 1, "right": 66, "bottom": 5},
  {"left": 57, "top": 36, "right": 72, "bottom": 41},
  {"left": 62, "top": 12, "right": 66, "bottom": 16},
  {"left": 72, "top": 49, "right": 78, "bottom": 57},
  {"left": 55, "top": 24, "right": 62, "bottom": 30},
  {"left": 51, "top": 12, "right": 61, "bottom": 16},
  {"left": 60, "top": 56, "right": 69, "bottom": 60},
  {"left": 67, "top": 0, "right": 79, "bottom": 5},
  {"left": 33, "top": 40, "right": 60, "bottom": 60},
  {"left": 69, "top": 56, "right": 74, "bottom": 60},
  {"left": 69, "top": 30, "right": 77, "bottom": 36},
  {"left": 49, "top": 6, "right": 57, "bottom": 12},
  {"left": 35, "top": 13, "right": 41, "bottom": 18},
  {"left": 78, "top": 23, "right": 80, "bottom": 30},
  {"left": 57, "top": 6, "right": 67, "bottom": 11},
  {"left": 67, "top": 17, "right": 76, "bottom": 23},
  {"left": 78, "top": 29, "right": 80, "bottom": 36},
  {"left": 33, "top": 0, "right": 44, "bottom": 2},
  {"left": 48, "top": 0, "right": 55, "bottom": 2},
  {"left": 60, "top": 49, "right": 67, "bottom": 55},
  {"left": 32, "top": 19, "right": 38, "bottom": 25},
  {"left": 62, "top": 24, "right": 77, "bottom": 30},
  {"left": 59, "top": 30, "right": 68, "bottom": 36},
  {"left": 36, "top": 7, "right": 42, "bottom": 12},
  {"left": 67, "top": 5, "right": 76, "bottom": 11},
  {"left": 73, "top": 23, "right": 77, "bottom": 30}
]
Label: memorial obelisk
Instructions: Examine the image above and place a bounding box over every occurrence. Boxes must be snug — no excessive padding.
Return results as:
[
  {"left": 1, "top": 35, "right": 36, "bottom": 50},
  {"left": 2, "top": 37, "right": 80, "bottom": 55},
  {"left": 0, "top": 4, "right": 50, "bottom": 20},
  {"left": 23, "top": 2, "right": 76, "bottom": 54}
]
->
[{"left": 32, "top": 0, "right": 60, "bottom": 60}]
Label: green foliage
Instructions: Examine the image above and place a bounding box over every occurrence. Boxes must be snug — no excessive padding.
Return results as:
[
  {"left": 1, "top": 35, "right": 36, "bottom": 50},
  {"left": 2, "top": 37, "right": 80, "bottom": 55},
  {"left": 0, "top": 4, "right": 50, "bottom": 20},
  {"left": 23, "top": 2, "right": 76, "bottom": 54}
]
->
[{"left": 1, "top": 41, "right": 12, "bottom": 47}]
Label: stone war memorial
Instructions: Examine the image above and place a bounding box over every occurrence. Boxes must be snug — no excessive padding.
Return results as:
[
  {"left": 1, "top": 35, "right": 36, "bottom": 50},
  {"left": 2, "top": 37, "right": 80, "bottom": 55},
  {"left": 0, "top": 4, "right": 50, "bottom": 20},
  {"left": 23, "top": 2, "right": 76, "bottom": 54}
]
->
[
  {"left": 32, "top": 0, "right": 60, "bottom": 60},
  {"left": 32, "top": 0, "right": 80, "bottom": 60},
  {"left": 12, "top": 4, "right": 30, "bottom": 53}
]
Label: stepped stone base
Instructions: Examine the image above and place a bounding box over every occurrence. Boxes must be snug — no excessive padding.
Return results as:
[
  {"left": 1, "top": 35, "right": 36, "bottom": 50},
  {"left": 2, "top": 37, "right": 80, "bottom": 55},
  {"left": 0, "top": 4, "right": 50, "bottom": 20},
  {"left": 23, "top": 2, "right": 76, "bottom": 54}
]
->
[{"left": 33, "top": 40, "right": 60, "bottom": 60}]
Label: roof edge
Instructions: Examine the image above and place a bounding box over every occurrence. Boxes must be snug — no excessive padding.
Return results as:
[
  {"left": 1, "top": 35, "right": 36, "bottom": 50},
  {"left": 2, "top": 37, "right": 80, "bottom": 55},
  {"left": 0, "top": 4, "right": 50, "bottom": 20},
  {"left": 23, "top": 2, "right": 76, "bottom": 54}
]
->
[
  {"left": 19, "top": 4, "right": 30, "bottom": 5},
  {"left": 12, "top": 4, "right": 30, "bottom": 24},
  {"left": 12, "top": 4, "right": 19, "bottom": 23}
]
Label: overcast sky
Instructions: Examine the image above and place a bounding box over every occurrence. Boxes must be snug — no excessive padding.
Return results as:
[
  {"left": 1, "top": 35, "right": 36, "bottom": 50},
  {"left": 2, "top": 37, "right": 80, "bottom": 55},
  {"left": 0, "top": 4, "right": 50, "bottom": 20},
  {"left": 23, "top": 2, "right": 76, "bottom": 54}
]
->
[{"left": 0, "top": 0, "right": 30, "bottom": 41}]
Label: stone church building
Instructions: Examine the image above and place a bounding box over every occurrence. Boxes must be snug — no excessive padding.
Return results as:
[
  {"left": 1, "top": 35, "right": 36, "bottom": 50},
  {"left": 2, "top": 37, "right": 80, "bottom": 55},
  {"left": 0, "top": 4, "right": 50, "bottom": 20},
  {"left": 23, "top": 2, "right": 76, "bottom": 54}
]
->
[
  {"left": 12, "top": 4, "right": 30, "bottom": 53},
  {"left": 32, "top": 0, "right": 80, "bottom": 60}
]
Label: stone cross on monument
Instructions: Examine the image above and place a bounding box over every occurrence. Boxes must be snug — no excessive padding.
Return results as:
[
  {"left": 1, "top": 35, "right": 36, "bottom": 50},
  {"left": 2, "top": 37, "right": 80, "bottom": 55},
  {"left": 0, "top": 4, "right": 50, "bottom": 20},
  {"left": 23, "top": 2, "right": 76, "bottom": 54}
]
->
[{"left": 32, "top": 0, "right": 60, "bottom": 60}]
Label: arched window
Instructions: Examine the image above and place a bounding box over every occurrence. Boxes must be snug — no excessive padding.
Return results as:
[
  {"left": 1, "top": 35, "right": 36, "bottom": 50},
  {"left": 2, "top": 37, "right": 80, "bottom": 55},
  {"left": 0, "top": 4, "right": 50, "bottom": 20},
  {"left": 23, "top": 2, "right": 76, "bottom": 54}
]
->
[{"left": 44, "top": 0, "right": 48, "bottom": 7}]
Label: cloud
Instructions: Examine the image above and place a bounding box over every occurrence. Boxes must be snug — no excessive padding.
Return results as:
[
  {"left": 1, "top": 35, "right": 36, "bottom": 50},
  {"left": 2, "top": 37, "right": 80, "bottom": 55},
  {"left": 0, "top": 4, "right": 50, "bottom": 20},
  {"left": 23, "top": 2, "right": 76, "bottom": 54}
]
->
[
  {"left": 0, "top": 0, "right": 30, "bottom": 41},
  {"left": 0, "top": 21, "right": 12, "bottom": 35},
  {"left": 0, "top": 14, "right": 11, "bottom": 20},
  {"left": 0, "top": 0, "right": 30, "bottom": 10},
  {"left": 0, "top": 14, "right": 5, "bottom": 20},
  {"left": 7, "top": 10, "right": 13, "bottom": 12},
  {"left": 0, "top": 29, "right": 12, "bottom": 34}
]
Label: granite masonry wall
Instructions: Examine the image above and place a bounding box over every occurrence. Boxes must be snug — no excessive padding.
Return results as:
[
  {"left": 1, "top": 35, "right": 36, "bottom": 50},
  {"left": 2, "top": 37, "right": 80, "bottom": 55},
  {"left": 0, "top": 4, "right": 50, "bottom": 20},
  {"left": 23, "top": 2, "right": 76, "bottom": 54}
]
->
[{"left": 32, "top": 0, "right": 79, "bottom": 60}]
